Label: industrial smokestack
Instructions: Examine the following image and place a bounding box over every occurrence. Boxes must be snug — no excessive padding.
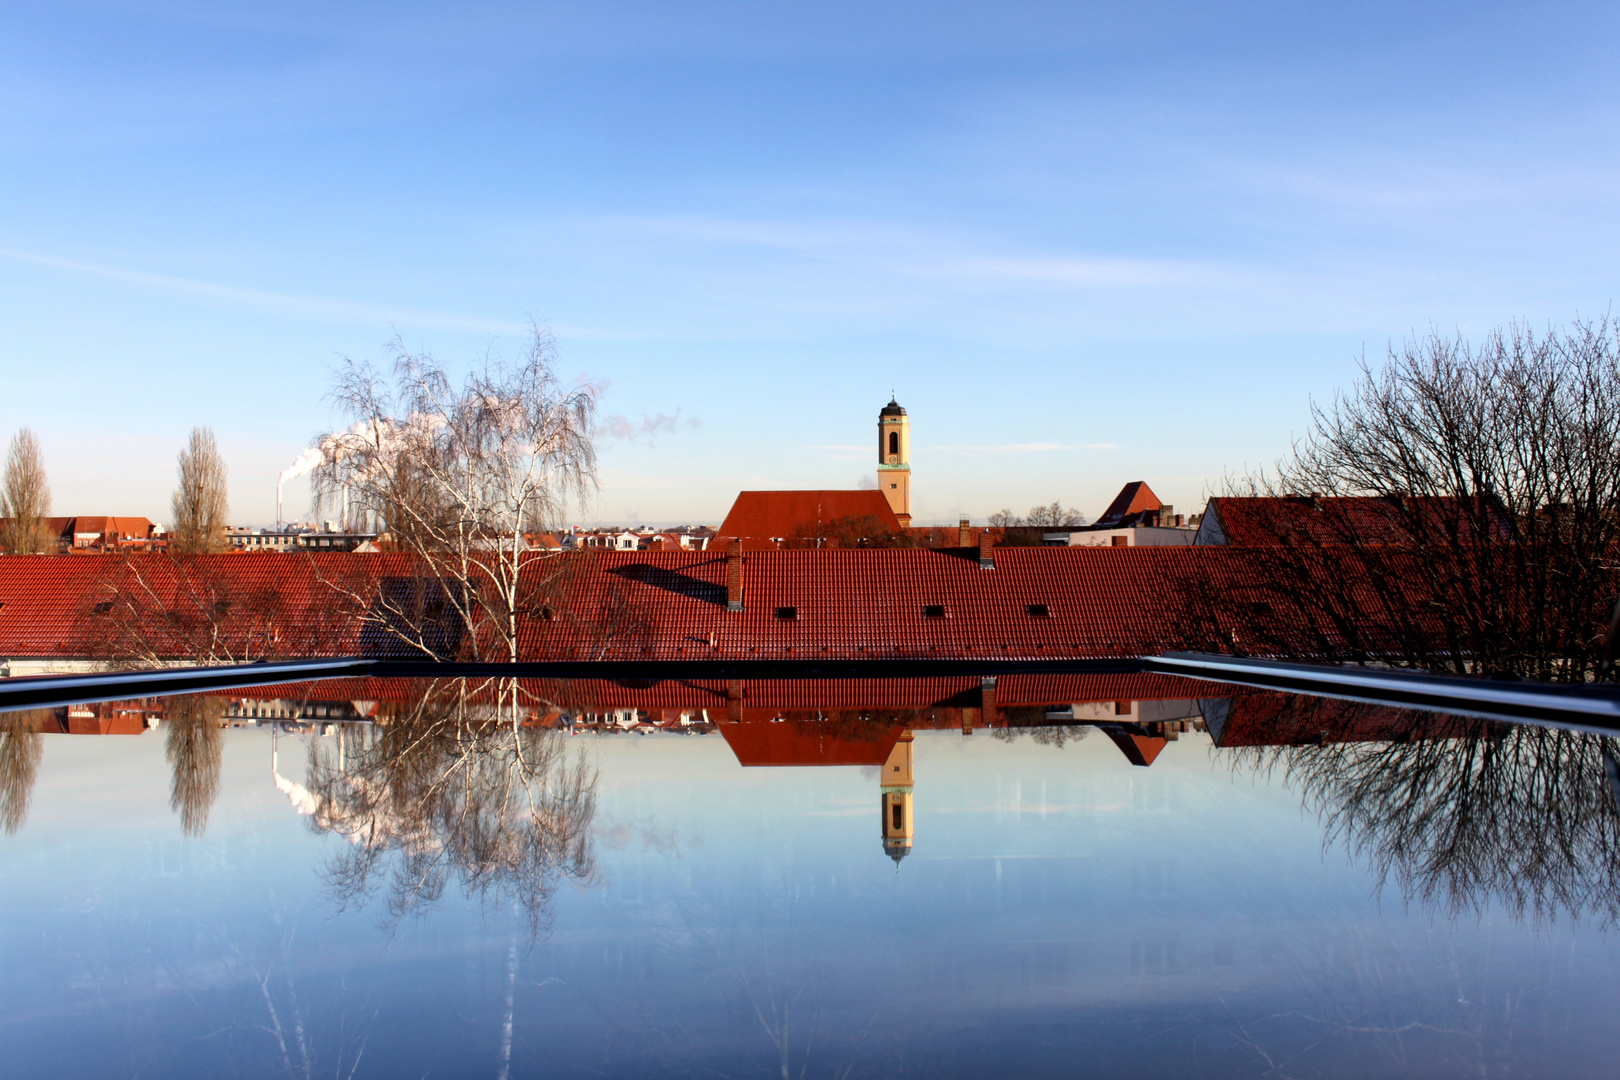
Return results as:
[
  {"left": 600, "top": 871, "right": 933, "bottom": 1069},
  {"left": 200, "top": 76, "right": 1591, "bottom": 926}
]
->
[{"left": 276, "top": 448, "right": 324, "bottom": 528}]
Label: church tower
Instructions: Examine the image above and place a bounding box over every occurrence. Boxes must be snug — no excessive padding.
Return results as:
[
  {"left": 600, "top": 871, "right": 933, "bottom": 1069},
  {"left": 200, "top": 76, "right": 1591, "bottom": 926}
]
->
[
  {"left": 879, "top": 731, "right": 915, "bottom": 864},
  {"left": 878, "top": 398, "right": 912, "bottom": 528}
]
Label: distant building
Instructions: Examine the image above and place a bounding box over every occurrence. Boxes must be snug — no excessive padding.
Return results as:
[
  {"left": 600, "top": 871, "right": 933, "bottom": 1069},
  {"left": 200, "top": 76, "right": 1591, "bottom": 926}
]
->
[
  {"left": 718, "top": 490, "right": 902, "bottom": 547},
  {"left": 1042, "top": 482, "right": 1199, "bottom": 548},
  {"left": 6, "top": 516, "right": 163, "bottom": 553},
  {"left": 717, "top": 398, "right": 915, "bottom": 547},
  {"left": 877, "top": 398, "right": 912, "bottom": 527},
  {"left": 1193, "top": 494, "right": 1467, "bottom": 546},
  {"left": 227, "top": 526, "right": 303, "bottom": 552}
]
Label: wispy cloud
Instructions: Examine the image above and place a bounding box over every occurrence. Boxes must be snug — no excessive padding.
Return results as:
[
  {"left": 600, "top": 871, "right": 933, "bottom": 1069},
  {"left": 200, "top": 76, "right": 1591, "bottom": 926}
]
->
[
  {"left": 597, "top": 409, "right": 703, "bottom": 442},
  {"left": 916, "top": 255, "right": 1241, "bottom": 290},
  {"left": 0, "top": 247, "right": 529, "bottom": 334},
  {"left": 930, "top": 442, "right": 1116, "bottom": 454}
]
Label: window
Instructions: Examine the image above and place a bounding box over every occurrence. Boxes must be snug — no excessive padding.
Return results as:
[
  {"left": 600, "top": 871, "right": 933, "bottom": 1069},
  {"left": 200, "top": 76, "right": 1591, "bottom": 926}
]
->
[
  {"left": 1027, "top": 604, "right": 1049, "bottom": 617},
  {"left": 775, "top": 606, "right": 797, "bottom": 620},
  {"left": 922, "top": 604, "right": 945, "bottom": 618},
  {"left": 888, "top": 431, "right": 899, "bottom": 456},
  {"left": 891, "top": 801, "right": 904, "bottom": 830}
]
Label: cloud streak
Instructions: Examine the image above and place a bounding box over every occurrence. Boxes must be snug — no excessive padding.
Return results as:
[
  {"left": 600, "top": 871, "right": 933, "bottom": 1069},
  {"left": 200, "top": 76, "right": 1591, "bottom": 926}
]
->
[
  {"left": 929, "top": 442, "right": 1116, "bottom": 454},
  {"left": 597, "top": 410, "right": 703, "bottom": 443},
  {"left": 0, "top": 247, "right": 530, "bottom": 335}
]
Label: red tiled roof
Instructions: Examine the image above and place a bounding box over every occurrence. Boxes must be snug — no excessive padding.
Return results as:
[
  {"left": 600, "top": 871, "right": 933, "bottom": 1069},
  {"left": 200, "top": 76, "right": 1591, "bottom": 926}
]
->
[
  {"left": 0, "top": 552, "right": 417, "bottom": 659},
  {"left": 719, "top": 490, "right": 901, "bottom": 544},
  {"left": 1200, "top": 495, "right": 1483, "bottom": 547},
  {"left": 522, "top": 546, "right": 1220, "bottom": 661},
  {"left": 1095, "top": 482, "right": 1162, "bottom": 526},
  {"left": 0, "top": 545, "right": 1352, "bottom": 663}
]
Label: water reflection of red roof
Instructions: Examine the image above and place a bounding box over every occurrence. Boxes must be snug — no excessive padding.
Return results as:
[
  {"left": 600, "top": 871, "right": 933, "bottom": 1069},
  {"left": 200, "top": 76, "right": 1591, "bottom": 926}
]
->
[{"left": 718, "top": 720, "right": 904, "bottom": 767}]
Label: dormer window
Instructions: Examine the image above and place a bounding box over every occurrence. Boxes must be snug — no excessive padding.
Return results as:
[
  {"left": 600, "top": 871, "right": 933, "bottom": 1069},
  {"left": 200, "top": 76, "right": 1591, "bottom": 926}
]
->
[{"left": 922, "top": 604, "right": 945, "bottom": 618}]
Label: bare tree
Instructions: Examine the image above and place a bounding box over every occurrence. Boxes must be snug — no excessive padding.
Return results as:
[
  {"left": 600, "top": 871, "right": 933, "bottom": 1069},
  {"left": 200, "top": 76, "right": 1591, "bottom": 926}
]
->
[
  {"left": 313, "top": 328, "right": 598, "bottom": 662},
  {"left": 989, "top": 502, "right": 1086, "bottom": 547},
  {"left": 0, "top": 709, "right": 46, "bottom": 833},
  {"left": 0, "top": 428, "right": 53, "bottom": 554},
  {"left": 1186, "top": 319, "right": 1620, "bottom": 680},
  {"left": 170, "top": 426, "right": 229, "bottom": 554},
  {"left": 167, "top": 695, "right": 225, "bottom": 836},
  {"left": 299, "top": 678, "right": 598, "bottom": 938},
  {"left": 1227, "top": 693, "right": 1620, "bottom": 927}
]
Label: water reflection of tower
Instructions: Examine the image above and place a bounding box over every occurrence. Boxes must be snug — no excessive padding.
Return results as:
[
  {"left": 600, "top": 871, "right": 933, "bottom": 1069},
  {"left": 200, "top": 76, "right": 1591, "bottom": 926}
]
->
[{"left": 880, "top": 731, "right": 915, "bottom": 864}]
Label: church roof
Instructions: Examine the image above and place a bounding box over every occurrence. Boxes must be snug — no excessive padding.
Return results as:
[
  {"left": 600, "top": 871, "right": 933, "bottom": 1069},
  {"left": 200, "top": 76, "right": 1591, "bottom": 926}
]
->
[
  {"left": 880, "top": 398, "right": 906, "bottom": 417},
  {"left": 718, "top": 490, "right": 902, "bottom": 542}
]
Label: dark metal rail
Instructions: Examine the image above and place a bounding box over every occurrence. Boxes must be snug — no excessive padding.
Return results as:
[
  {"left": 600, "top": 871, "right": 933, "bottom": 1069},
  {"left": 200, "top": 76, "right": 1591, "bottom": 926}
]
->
[
  {"left": 6, "top": 652, "right": 1620, "bottom": 735},
  {"left": 1146, "top": 651, "right": 1620, "bottom": 732},
  {"left": 0, "top": 659, "right": 379, "bottom": 711}
]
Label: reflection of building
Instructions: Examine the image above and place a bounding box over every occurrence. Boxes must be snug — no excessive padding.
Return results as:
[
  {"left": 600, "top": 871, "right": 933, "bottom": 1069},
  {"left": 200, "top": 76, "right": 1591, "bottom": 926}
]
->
[{"left": 880, "top": 732, "right": 914, "bottom": 864}]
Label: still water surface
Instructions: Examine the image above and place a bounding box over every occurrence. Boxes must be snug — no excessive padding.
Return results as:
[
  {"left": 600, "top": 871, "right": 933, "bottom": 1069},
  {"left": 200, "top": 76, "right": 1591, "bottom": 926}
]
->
[{"left": 1, "top": 676, "right": 1617, "bottom": 1078}]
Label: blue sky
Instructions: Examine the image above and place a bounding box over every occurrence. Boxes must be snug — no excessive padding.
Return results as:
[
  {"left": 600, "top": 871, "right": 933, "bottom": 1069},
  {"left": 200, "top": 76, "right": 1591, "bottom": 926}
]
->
[{"left": 3, "top": 1, "right": 1618, "bottom": 526}]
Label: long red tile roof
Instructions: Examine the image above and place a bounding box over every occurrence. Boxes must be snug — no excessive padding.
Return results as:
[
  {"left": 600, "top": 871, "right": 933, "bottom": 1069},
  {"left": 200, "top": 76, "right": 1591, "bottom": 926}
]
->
[
  {"left": 718, "top": 490, "right": 901, "bottom": 543},
  {"left": 0, "top": 545, "right": 1377, "bottom": 663}
]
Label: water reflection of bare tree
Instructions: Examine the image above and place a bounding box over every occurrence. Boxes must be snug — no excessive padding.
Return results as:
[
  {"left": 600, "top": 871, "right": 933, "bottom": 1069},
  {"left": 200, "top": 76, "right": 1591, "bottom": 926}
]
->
[
  {"left": 0, "top": 709, "right": 46, "bottom": 833},
  {"left": 1232, "top": 695, "right": 1620, "bottom": 926},
  {"left": 166, "top": 696, "right": 225, "bottom": 837},
  {"left": 300, "top": 679, "right": 597, "bottom": 937}
]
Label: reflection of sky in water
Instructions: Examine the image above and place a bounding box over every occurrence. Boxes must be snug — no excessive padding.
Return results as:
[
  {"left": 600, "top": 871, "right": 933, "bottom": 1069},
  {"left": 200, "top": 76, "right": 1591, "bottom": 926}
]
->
[{"left": 4, "top": 712, "right": 1619, "bottom": 1078}]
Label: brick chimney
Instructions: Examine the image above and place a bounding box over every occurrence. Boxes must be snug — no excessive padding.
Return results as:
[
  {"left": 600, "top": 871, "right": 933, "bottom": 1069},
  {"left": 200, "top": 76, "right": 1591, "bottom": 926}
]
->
[
  {"left": 978, "top": 529, "right": 995, "bottom": 569},
  {"left": 958, "top": 517, "right": 971, "bottom": 546},
  {"left": 726, "top": 538, "right": 744, "bottom": 611}
]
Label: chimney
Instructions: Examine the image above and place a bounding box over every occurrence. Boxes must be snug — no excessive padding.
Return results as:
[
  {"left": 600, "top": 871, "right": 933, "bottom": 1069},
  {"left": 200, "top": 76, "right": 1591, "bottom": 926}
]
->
[
  {"left": 978, "top": 530, "right": 995, "bottom": 569},
  {"left": 958, "top": 517, "right": 971, "bottom": 547},
  {"left": 981, "top": 676, "right": 998, "bottom": 726},
  {"left": 726, "top": 538, "right": 744, "bottom": 611}
]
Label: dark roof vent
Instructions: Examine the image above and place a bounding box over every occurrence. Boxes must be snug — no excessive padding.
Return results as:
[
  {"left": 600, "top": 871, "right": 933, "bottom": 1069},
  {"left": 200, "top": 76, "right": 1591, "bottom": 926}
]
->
[
  {"left": 922, "top": 604, "right": 945, "bottom": 618},
  {"left": 1027, "top": 604, "right": 1049, "bottom": 617},
  {"left": 775, "top": 606, "right": 797, "bottom": 620}
]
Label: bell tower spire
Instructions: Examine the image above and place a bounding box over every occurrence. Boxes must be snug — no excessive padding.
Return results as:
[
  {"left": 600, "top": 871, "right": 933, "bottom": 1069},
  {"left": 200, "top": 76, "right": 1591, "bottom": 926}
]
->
[{"left": 878, "top": 397, "right": 912, "bottom": 528}]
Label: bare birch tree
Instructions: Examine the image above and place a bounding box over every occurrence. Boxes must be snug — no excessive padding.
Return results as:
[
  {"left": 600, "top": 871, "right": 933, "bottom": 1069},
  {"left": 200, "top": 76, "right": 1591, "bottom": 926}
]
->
[
  {"left": 302, "top": 678, "right": 598, "bottom": 938},
  {"left": 313, "top": 328, "right": 598, "bottom": 662},
  {"left": 170, "top": 427, "right": 229, "bottom": 554},
  {"left": 0, "top": 428, "right": 53, "bottom": 554}
]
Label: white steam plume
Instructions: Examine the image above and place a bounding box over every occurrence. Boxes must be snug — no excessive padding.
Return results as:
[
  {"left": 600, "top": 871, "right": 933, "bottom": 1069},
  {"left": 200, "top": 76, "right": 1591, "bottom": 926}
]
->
[{"left": 279, "top": 447, "right": 325, "bottom": 485}]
